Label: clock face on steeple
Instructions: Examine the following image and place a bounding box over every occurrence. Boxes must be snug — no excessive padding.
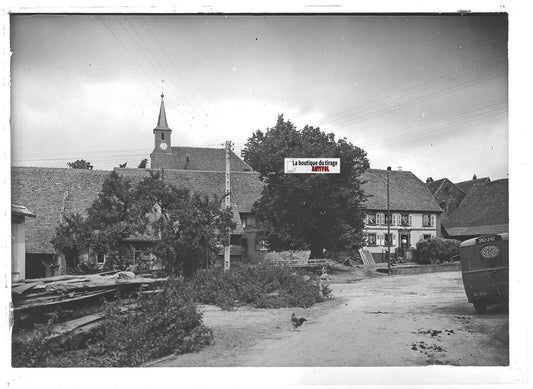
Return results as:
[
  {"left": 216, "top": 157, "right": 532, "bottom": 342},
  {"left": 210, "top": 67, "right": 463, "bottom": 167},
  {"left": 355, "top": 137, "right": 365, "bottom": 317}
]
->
[{"left": 159, "top": 142, "right": 168, "bottom": 151}]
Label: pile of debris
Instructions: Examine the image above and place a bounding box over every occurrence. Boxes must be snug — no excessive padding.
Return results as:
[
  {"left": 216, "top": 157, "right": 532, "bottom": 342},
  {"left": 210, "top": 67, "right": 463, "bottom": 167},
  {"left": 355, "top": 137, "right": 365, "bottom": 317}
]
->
[{"left": 11, "top": 271, "right": 166, "bottom": 321}]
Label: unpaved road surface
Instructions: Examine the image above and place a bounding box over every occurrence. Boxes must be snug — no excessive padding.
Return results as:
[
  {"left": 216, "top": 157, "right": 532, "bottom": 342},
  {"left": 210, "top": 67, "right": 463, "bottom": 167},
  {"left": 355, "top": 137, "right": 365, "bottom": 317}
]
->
[{"left": 152, "top": 271, "right": 508, "bottom": 367}]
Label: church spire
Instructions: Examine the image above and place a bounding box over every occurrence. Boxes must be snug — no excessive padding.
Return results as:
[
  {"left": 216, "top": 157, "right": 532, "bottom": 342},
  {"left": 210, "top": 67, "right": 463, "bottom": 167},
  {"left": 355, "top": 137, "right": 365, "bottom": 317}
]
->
[{"left": 155, "top": 92, "right": 169, "bottom": 130}]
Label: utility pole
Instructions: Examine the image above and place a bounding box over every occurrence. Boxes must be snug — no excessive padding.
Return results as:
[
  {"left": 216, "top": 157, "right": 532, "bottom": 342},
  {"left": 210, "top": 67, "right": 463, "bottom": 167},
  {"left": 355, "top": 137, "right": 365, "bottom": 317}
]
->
[
  {"left": 224, "top": 141, "right": 232, "bottom": 272},
  {"left": 387, "top": 166, "right": 391, "bottom": 275}
]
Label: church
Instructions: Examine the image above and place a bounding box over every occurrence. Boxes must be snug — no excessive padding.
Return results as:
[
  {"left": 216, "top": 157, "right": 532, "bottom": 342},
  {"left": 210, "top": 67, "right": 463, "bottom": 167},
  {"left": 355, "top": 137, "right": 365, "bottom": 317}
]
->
[
  {"left": 150, "top": 93, "right": 252, "bottom": 172},
  {"left": 11, "top": 94, "right": 266, "bottom": 280}
]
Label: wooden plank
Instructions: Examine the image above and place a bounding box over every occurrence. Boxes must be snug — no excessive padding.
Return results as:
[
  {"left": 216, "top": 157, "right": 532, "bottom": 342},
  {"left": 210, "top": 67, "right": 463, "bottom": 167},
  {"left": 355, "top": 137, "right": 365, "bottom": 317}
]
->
[
  {"left": 11, "top": 282, "right": 42, "bottom": 295},
  {"left": 14, "top": 289, "right": 116, "bottom": 311}
]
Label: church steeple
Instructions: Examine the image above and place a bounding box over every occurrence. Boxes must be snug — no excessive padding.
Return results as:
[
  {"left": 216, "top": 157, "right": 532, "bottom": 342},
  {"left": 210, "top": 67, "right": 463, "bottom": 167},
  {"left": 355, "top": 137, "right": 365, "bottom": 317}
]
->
[
  {"left": 155, "top": 93, "right": 169, "bottom": 130},
  {"left": 152, "top": 92, "right": 172, "bottom": 154}
]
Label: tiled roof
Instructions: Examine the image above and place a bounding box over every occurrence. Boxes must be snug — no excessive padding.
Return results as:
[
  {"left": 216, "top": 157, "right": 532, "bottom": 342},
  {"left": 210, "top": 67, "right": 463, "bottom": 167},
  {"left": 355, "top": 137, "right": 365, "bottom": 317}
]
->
[
  {"left": 361, "top": 169, "right": 443, "bottom": 212},
  {"left": 442, "top": 178, "right": 508, "bottom": 236},
  {"left": 116, "top": 168, "right": 264, "bottom": 213},
  {"left": 11, "top": 167, "right": 110, "bottom": 254},
  {"left": 454, "top": 177, "right": 490, "bottom": 194},
  {"left": 426, "top": 178, "right": 446, "bottom": 195},
  {"left": 11, "top": 166, "right": 262, "bottom": 254},
  {"left": 162, "top": 147, "right": 253, "bottom": 172}
]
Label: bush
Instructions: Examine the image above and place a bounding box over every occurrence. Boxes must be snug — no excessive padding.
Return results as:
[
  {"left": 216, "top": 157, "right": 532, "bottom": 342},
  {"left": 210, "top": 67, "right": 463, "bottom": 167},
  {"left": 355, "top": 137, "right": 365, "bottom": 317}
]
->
[
  {"left": 12, "top": 280, "right": 212, "bottom": 367},
  {"left": 416, "top": 237, "right": 460, "bottom": 264},
  {"left": 189, "top": 265, "right": 327, "bottom": 309}
]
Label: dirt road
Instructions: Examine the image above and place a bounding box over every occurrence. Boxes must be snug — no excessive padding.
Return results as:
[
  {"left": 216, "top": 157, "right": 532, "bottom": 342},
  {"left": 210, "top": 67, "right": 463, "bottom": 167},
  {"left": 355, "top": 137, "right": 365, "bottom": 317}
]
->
[{"left": 151, "top": 271, "right": 508, "bottom": 367}]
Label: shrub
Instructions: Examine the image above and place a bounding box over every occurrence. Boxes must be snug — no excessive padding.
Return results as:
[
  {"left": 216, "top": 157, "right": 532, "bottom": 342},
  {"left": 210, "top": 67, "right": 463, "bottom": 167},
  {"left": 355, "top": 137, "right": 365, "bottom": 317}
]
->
[
  {"left": 189, "top": 265, "right": 326, "bottom": 309},
  {"left": 416, "top": 237, "right": 460, "bottom": 264}
]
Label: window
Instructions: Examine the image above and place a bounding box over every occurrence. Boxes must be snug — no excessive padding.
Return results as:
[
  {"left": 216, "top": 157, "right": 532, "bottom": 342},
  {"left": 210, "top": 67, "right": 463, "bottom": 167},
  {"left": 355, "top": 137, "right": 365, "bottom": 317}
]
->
[
  {"left": 384, "top": 214, "right": 392, "bottom": 225},
  {"left": 367, "top": 233, "right": 377, "bottom": 246},
  {"left": 366, "top": 213, "right": 376, "bottom": 225},
  {"left": 439, "top": 201, "right": 447, "bottom": 212},
  {"left": 400, "top": 214, "right": 410, "bottom": 227},
  {"left": 161, "top": 133, "right": 165, "bottom": 140},
  {"left": 422, "top": 214, "right": 434, "bottom": 227},
  {"left": 241, "top": 218, "right": 247, "bottom": 228},
  {"left": 423, "top": 234, "right": 432, "bottom": 240},
  {"left": 384, "top": 233, "right": 394, "bottom": 246}
]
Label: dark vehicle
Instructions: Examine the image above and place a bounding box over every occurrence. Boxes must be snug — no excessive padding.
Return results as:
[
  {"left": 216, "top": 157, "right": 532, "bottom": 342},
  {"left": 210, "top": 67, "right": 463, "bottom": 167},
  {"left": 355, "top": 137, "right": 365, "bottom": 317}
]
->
[{"left": 459, "top": 233, "right": 509, "bottom": 313}]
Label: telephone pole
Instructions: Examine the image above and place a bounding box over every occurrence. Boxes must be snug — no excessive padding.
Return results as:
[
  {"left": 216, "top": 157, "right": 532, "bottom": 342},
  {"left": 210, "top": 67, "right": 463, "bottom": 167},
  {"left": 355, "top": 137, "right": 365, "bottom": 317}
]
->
[
  {"left": 224, "top": 141, "right": 232, "bottom": 271},
  {"left": 387, "top": 166, "right": 391, "bottom": 275}
]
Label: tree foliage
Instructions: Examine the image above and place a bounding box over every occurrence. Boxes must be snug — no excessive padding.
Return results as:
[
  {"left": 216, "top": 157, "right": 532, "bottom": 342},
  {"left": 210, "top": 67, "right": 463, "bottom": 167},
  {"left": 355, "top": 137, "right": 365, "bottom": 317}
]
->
[
  {"left": 242, "top": 114, "right": 369, "bottom": 258},
  {"left": 137, "top": 158, "right": 149, "bottom": 169},
  {"left": 67, "top": 159, "right": 93, "bottom": 169},
  {"left": 52, "top": 171, "right": 234, "bottom": 276}
]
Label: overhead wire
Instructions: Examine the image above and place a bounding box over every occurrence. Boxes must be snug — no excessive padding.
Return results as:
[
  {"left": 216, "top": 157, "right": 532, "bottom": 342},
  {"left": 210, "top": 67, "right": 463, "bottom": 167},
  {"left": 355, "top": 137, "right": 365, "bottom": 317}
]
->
[
  {"left": 139, "top": 16, "right": 228, "bottom": 144},
  {"left": 121, "top": 17, "right": 224, "bottom": 145},
  {"left": 111, "top": 17, "right": 219, "bottom": 146}
]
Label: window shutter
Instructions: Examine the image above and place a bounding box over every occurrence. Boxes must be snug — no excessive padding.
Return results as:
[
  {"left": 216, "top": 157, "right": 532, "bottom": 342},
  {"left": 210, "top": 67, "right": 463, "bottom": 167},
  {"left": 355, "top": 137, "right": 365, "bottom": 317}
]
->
[
  {"left": 393, "top": 234, "right": 397, "bottom": 245},
  {"left": 431, "top": 215, "right": 435, "bottom": 227},
  {"left": 409, "top": 215, "right": 412, "bottom": 226},
  {"left": 392, "top": 214, "right": 397, "bottom": 226}
]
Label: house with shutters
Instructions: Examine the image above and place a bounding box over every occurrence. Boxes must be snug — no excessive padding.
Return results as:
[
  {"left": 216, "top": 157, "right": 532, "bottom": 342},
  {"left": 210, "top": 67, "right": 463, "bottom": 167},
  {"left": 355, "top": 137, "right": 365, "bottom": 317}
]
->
[{"left": 361, "top": 169, "right": 443, "bottom": 261}]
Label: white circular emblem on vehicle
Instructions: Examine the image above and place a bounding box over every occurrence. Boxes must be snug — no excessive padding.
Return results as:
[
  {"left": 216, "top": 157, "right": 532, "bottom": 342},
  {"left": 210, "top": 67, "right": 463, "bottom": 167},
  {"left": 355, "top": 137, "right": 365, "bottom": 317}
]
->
[{"left": 481, "top": 245, "right": 500, "bottom": 259}]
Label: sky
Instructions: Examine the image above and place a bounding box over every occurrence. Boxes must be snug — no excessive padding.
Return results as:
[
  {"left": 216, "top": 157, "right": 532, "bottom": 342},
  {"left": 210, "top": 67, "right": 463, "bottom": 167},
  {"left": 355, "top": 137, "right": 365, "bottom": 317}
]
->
[{"left": 9, "top": 13, "right": 508, "bottom": 183}]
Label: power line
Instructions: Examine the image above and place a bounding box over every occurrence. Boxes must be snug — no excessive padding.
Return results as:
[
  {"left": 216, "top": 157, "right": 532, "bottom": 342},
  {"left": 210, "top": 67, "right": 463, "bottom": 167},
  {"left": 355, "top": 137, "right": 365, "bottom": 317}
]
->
[
  {"left": 111, "top": 17, "right": 219, "bottom": 146},
  {"left": 329, "top": 68, "right": 506, "bottom": 137},
  {"left": 139, "top": 16, "right": 227, "bottom": 143},
  {"left": 315, "top": 55, "right": 506, "bottom": 130},
  {"left": 121, "top": 17, "right": 223, "bottom": 145},
  {"left": 334, "top": 101, "right": 507, "bottom": 141}
]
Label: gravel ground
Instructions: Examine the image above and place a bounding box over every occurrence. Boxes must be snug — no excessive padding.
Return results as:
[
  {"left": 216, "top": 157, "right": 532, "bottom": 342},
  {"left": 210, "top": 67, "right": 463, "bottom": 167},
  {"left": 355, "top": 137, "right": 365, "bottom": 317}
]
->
[{"left": 150, "top": 270, "right": 509, "bottom": 367}]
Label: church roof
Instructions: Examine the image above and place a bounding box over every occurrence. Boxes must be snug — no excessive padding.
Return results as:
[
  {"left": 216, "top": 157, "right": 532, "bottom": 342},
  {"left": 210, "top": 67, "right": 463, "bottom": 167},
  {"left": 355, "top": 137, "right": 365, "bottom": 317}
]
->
[{"left": 162, "top": 146, "right": 253, "bottom": 172}]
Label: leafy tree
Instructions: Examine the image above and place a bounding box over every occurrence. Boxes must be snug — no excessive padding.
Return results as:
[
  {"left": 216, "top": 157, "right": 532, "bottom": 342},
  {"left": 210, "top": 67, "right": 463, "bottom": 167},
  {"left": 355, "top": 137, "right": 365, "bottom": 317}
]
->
[
  {"left": 473, "top": 174, "right": 477, "bottom": 180},
  {"left": 242, "top": 114, "right": 369, "bottom": 258},
  {"left": 52, "top": 171, "right": 234, "bottom": 276},
  {"left": 137, "top": 158, "right": 149, "bottom": 169},
  {"left": 50, "top": 213, "right": 92, "bottom": 269},
  {"left": 133, "top": 172, "right": 234, "bottom": 276},
  {"left": 67, "top": 159, "right": 93, "bottom": 169},
  {"left": 119, "top": 162, "right": 127, "bottom": 168}
]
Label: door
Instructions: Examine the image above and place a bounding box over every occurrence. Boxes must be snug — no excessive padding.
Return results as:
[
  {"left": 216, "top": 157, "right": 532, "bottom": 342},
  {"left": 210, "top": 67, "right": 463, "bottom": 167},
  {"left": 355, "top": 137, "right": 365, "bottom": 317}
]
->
[{"left": 400, "top": 234, "right": 410, "bottom": 249}]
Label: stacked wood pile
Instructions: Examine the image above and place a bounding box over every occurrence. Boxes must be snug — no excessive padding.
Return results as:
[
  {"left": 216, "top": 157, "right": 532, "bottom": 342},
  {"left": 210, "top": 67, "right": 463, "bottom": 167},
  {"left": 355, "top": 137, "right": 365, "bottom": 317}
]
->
[{"left": 12, "top": 271, "right": 166, "bottom": 316}]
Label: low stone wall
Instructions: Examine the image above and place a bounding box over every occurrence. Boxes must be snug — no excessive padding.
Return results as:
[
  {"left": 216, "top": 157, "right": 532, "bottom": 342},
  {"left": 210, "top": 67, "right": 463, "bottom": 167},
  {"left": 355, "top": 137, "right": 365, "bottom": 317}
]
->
[{"left": 376, "top": 262, "right": 461, "bottom": 275}]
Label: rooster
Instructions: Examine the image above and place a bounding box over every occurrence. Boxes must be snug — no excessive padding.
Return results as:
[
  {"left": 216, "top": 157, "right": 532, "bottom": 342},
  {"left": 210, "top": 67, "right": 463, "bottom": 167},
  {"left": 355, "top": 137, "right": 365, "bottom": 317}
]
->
[{"left": 291, "top": 312, "right": 307, "bottom": 330}]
